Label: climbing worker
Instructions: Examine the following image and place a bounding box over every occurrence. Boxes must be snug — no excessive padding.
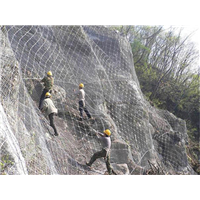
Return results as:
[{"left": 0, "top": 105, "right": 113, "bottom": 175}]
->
[
  {"left": 39, "top": 71, "right": 54, "bottom": 110},
  {"left": 74, "top": 83, "right": 92, "bottom": 121},
  {"left": 86, "top": 129, "right": 114, "bottom": 175},
  {"left": 41, "top": 92, "right": 58, "bottom": 136}
]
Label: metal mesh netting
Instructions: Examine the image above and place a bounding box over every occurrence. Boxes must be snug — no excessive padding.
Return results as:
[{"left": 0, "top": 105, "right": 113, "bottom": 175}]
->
[{"left": 0, "top": 25, "right": 191, "bottom": 175}]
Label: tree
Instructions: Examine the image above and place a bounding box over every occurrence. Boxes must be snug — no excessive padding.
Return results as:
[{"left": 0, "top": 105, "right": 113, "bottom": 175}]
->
[{"left": 111, "top": 25, "right": 200, "bottom": 173}]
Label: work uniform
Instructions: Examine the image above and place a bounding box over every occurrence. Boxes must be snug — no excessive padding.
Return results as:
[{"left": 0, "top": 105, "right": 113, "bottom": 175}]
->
[
  {"left": 87, "top": 131, "right": 112, "bottom": 174},
  {"left": 42, "top": 97, "right": 58, "bottom": 136},
  {"left": 39, "top": 76, "right": 54, "bottom": 110},
  {"left": 76, "top": 88, "right": 91, "bottom": 120}
]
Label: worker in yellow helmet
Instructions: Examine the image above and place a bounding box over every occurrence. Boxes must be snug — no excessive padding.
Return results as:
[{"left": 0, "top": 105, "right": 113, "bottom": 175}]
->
[
  {"left": 74, "top": 83, "right": 92, "bottom": 121},
  {"left": 39, "top": 71, "right": 54, "bottom": 110},
  {"left": 41, "top": 92, "right": 58, "bottom": 136},
  {"left": 86, "top": 129, "right": 114, "bottom": 175}
]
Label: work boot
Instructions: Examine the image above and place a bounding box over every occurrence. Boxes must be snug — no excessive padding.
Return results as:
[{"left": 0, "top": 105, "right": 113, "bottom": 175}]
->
[
  {"left": 54, "top": 133, "right": 58, "bottom": 136},
  {"left": 112, "top": 170, "right": 117, "bottom": 175},
  {"left": 86, "top": 162, "right": 91, "bottom": 167}
]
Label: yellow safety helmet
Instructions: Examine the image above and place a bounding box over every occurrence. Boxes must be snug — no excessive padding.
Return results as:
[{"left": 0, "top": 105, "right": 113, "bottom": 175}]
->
[
  {"left": 47, "top": 71, "right": 52, "bottom": 76},
  {"left": 45, "top": 92, "right": 51, "bottom": 97},
  {"left": 104, "top": 129, "right": 111, "bottom": 136},
  {"left": 79, "top": 83, "right": 84, "bottom": 88}
]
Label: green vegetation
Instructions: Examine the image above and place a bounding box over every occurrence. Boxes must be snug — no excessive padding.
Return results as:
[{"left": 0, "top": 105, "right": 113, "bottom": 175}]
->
[
  {"left": 0, "top": 154, "right": 14, "bottom": 174},
  {"left": 112, "top": 25, "right": 199, "bottom": 174}
]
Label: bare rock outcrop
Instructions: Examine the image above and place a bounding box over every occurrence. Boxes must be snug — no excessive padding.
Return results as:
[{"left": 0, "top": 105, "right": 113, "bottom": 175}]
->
[{"left": 0, "top": 25, "right": 195, "bottom": 175}]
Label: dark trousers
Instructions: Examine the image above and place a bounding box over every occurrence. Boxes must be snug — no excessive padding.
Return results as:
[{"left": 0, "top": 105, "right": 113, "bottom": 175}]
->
[
  {"left": 79, "top": 100, "right": 91, "bottom": 119},
  {"left": 39, "top": 89, "right": 51, "bottom": 109},
  {"left": 49, "top": 113, "right": 58, "bottom": 136},
  {"left": 88, "top": 149, "right": 112, "bottom": 174}
]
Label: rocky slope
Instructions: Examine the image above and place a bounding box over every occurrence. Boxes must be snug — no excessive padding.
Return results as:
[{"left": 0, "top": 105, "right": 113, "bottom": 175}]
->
[{"left": 0, "top": 25, "right": 195, "bottom": 175}]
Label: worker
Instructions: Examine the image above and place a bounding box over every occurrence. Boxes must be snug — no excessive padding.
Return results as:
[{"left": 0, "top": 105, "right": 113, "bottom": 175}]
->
[
  {"left": 39, "top": 71, "right": 54, "bottom": 110},
  {"left": 86, "top": 129, "right": 113, "bottom": 175},
  {"left": 74, "top": 83, "right": 92, "bottom": 121},
  {"left": 41, "top": 92, "right": 58, "bottom": 136}
]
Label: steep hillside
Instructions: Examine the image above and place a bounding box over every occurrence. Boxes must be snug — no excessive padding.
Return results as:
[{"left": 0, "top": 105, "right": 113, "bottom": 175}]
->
[{"left": 0, "top": 25, "right": 195, "bottom": 175}]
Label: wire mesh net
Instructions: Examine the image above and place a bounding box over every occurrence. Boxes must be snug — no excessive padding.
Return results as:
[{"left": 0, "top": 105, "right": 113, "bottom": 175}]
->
[{"left": 0, "top": 25, "right": 190, "bottom": 175}]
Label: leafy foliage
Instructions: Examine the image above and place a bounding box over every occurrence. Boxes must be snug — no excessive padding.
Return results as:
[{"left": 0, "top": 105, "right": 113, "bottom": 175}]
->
[{"left": 111, "top": 25, "right": 200, "bottom": 174}]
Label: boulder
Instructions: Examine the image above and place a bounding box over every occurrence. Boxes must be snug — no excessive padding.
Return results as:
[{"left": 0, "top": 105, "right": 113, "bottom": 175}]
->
[{"left": 0, "top": 25, "right": 195, "bottom": 175}]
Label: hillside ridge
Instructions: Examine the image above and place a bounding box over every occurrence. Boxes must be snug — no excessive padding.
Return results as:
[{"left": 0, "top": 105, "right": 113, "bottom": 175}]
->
[{"left": 0, "top": 26, "right": 195, "bottom": 175}]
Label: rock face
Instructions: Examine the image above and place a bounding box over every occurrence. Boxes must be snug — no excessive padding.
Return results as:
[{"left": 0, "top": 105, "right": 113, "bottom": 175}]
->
[{"left": 0, "top": 25, "right": 195, "bottom": 175}]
